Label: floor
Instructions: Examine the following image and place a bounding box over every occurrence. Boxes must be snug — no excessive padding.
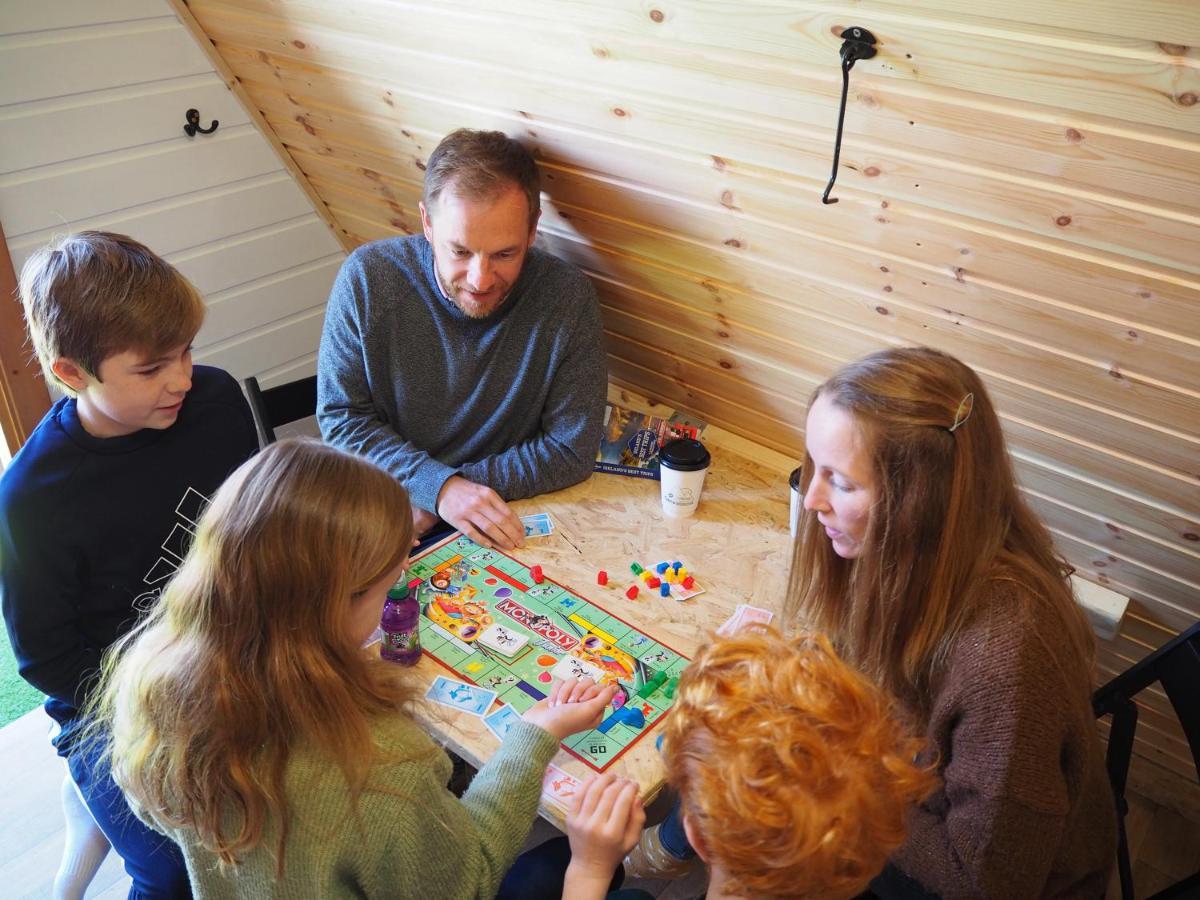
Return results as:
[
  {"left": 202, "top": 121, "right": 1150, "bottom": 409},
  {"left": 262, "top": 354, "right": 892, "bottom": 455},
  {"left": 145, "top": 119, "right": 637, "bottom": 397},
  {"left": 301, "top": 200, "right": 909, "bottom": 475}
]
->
[{"left": 1, "top": 707, "right": 1195, "bottom": 899}]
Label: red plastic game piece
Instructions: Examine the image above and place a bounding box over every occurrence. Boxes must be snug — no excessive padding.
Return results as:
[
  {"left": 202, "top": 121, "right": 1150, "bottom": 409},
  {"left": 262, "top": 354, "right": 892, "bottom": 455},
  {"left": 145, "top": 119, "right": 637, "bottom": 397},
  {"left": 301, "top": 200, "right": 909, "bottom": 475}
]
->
[
  {"left": 597, "top": 570, "right": 608, "bottom": 586},
  {"left": 626, "top": 585, "right": 639, "bottom": 600},
  {"left": 646, "top": 576, "right": 661, "bottom": 589},
  {"left": 682, "top": 575, "right": 695, "bottom": 589},
  {"left": 531, "top": 564, "right": 544, "bottom": 584}
]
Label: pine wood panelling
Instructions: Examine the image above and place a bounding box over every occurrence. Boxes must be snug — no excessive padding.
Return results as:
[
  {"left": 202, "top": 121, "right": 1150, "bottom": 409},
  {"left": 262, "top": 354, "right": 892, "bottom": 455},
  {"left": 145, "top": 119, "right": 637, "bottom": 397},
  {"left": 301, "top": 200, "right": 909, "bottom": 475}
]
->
[{"left": 181, "top": 0, "right": 1200, "bottom": 815}]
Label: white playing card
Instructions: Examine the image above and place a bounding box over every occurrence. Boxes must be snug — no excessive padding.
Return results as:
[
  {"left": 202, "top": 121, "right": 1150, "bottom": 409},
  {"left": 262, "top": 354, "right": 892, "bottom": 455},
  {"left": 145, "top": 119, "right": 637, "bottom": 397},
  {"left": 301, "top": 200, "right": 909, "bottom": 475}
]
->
[
  {"left": 478, "top": 623, "right": 529, "bottom": 657},
  {"left": 541, "top": 763, "right": 581, "bottom": 808},
  {"left": 717, "top": 604, "right": 774, "bottom": 637},
  {"left": 550, "top": 654, "right": 606, "bottom": 685}
]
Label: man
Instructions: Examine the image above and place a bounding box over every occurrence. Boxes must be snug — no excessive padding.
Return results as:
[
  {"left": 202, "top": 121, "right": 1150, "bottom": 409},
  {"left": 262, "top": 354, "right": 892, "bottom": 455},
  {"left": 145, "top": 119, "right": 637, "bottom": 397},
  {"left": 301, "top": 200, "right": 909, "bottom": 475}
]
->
[{"left": 318, "top": 129, "right": 607, "bottom": 549}]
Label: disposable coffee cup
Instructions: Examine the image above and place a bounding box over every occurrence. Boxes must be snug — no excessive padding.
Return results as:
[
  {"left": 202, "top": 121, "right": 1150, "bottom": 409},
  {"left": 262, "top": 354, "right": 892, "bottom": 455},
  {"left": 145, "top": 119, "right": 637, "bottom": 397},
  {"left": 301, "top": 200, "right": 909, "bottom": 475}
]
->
[
  {"left": 658, "top": 438, "right": 711, "bottom": 518},
  {"left": 789, "top": 466, "right": 802, "bottom": 537}
]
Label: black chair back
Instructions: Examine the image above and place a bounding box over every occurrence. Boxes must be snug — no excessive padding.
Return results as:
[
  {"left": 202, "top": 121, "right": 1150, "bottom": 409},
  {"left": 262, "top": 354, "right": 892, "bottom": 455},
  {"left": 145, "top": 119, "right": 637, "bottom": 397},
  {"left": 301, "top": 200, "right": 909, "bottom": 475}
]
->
[
  {"left": 242, "top": 375, "right": 318, "bottom": 446},
  {"left": 1092, "top": 620, "right": 1200, "bottom": 900}
]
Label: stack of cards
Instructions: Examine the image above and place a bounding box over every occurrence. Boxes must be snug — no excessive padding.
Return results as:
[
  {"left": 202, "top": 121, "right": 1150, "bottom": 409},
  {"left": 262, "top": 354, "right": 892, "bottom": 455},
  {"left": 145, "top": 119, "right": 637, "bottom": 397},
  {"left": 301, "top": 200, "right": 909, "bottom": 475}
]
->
[
  {"left": 520, "top": 513, "right": 555, "bottom": 537},
  {"left": 716, "top": 604, "right": 774, "bottom": 637},
  {"left": 424, "top": 675, "right": 497, "bottom": 716},
  {"left": 478, "top": 623, "right": 530, "bottom": 658}
]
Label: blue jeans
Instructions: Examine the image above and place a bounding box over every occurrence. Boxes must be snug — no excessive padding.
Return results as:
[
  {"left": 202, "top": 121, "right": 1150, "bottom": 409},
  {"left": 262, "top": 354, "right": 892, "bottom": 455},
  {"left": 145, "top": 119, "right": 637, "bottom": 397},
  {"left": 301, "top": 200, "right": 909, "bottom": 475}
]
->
[
  {"left": 657, "top": 798, "right": 697, "bottom": 859},
  {"left": 63, "top": 726, "right": 191, "bottom": 899}
]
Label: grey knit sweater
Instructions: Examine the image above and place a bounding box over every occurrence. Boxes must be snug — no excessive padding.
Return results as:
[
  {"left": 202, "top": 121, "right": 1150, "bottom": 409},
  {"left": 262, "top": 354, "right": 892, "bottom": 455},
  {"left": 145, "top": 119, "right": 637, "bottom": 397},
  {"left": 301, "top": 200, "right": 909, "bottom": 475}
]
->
[
  {"left": 155, "top": 718, "right": 560, "bottom": 899},
  {"left": 318, "top": 235, "right": 607, "bottom": 511}
]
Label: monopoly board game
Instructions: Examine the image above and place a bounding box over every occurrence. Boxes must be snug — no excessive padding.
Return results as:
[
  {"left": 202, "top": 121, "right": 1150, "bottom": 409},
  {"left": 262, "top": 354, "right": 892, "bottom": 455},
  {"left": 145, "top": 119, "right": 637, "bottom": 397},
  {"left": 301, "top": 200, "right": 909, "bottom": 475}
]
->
[{"left": 408, "top": 534, "right": 690, "bottom": 772}]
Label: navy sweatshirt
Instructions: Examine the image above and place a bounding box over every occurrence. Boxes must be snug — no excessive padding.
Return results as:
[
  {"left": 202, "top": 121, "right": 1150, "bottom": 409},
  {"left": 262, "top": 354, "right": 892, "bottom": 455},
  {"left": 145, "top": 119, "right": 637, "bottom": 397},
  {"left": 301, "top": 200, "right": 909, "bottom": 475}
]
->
[{"left": 0, "top": 365, "right": 257, "bottom": 748}]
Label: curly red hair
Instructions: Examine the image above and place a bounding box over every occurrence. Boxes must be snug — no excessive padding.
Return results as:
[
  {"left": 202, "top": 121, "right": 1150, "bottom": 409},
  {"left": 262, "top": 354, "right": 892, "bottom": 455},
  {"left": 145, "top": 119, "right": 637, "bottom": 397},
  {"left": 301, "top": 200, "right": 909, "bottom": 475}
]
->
[{"left": 662, "top": 627, "right": 936, "bottom": 899}]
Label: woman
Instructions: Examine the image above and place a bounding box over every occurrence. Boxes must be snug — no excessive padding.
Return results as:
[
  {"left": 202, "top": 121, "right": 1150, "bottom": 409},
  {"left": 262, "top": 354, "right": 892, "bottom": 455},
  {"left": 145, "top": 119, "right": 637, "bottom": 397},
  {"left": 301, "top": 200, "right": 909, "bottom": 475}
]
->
[
  {"left": 631, "top": 347, "right": 1116, "bottom": 899},
  {"left": 87, "top": 439, "right": 612, "bottom": 898}
]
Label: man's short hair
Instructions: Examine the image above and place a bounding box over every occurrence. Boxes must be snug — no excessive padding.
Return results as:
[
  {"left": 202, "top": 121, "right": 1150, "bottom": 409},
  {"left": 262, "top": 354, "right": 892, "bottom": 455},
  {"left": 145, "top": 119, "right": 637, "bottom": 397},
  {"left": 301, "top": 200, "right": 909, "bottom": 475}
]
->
[
  {"left": 422, "top": 129, "right": 541, "bottom": 227},
  {"left": 19, "top": 231, "right": 205, "bottom": 392}
]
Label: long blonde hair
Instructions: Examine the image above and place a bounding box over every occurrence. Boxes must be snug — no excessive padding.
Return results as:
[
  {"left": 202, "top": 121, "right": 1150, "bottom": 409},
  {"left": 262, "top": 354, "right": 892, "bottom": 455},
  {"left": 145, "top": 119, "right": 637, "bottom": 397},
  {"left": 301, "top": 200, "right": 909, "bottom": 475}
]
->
[
  {"left": 785, "top": 347, "right": 1094, "bottom": 720},
  {"left": 88, "top": 439, "right": 415, "bottom": 871}
]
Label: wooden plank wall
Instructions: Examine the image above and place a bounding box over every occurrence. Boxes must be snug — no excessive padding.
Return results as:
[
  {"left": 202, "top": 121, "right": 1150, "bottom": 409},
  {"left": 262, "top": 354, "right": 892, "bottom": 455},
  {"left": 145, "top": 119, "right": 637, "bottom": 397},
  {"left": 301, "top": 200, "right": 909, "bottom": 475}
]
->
[
  {"left": 0, "top": 0, "right": 346, "bottom": 396},
  {"left": 179, "top": 0, "right": 1200, "bottom": 816}
]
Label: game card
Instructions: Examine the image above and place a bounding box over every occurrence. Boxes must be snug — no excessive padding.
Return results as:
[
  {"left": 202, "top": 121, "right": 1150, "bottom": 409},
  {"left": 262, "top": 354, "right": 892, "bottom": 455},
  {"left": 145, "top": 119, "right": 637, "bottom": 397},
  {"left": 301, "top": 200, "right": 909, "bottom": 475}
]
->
[
  {"left": 550, "top": 654, "right": 607, "bottom": 685},
  {"left": 478, "top": 623, "right": 530, "bottom": 657},
  {"left": 541, "top": 763, "right": 581, "bottom": 807},
  {"left": 521, "top": 513, "right": 555, "bottom": 537},
  {"left": 425, "top": 675, "right": 498, "bottom": 717},
  {"left": 716, "top": 604, "right": 774, "bottom": 637},
  {"left": 483, "top": 704, "right": 521, "bottom": 741}
]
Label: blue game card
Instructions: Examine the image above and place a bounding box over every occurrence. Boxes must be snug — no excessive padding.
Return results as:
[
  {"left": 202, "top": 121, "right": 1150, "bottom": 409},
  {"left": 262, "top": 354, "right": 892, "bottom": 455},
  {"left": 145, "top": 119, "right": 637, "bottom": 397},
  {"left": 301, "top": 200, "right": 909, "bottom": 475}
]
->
[
  {"left": 483, "top": 704, "right": 521, "bottom": 741},
  {"left": 425, "top": 675, "right": 498, "bottom": 717}
]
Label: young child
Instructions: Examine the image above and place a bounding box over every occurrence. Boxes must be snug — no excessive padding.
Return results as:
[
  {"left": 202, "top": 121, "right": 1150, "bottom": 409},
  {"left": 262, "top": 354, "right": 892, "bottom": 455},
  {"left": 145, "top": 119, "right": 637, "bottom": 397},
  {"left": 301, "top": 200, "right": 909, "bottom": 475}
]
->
[
  {"left": 89, "top": 438, "right": 615, "bottom": 896},
  {"left": 563, "top": 627, "right": 935, "bottom": 900},
  {"left": 0, "top": 231, "right": 259, "bottom": 896}
]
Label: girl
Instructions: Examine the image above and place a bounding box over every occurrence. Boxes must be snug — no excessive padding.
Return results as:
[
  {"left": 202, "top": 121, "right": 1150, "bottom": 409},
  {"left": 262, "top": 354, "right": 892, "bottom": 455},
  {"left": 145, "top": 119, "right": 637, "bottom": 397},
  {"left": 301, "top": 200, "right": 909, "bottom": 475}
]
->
[
  {"left": 89, "top": 438, "right": 613, "bottom": 898},
  {"left": 630, "top": 347, "right": 1116, "bottom": 899}
]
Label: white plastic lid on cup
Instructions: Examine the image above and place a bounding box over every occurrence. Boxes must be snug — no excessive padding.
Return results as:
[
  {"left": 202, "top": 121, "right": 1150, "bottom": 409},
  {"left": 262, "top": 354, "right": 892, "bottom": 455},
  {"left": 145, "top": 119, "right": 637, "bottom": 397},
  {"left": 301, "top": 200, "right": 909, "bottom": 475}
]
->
[{"left": 658, "top": 438, "right": 712, "bottom": 517}]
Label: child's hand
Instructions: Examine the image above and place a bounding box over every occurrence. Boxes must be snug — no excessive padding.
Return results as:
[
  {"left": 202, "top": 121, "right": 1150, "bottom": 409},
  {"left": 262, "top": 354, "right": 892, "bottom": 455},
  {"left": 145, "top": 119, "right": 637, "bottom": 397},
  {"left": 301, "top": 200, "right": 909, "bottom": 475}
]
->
[
  {"left": 521, "top": 677, "right": 615, "bottom": 740},
  {"left": 566, "top": 773, "right": 645, "bottom": 886}
]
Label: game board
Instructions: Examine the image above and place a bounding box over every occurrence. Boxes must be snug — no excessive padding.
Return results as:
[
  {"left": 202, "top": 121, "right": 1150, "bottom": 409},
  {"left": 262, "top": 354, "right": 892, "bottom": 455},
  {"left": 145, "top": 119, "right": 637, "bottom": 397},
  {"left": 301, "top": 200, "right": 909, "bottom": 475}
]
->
[{"left": 408, "top": 534, "right": 690, "bottom": 772}]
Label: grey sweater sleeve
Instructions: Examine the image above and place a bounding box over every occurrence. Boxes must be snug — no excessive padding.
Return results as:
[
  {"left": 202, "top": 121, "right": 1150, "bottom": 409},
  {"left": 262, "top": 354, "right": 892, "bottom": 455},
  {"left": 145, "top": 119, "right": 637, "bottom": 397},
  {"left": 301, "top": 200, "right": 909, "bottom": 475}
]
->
[
  {"left": 456, "top": 278, "right": 607, "bottom": 500},
  {"left": 317, "top": 252, "right": 459, "bottom": 510}
]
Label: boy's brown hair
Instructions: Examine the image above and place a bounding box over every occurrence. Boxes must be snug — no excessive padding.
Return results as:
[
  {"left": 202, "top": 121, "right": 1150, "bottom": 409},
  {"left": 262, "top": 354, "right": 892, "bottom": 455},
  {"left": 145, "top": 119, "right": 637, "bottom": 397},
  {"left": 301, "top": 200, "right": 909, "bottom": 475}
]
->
[{"left": 18, "top": 231, "right": 205, "bottom": 393}]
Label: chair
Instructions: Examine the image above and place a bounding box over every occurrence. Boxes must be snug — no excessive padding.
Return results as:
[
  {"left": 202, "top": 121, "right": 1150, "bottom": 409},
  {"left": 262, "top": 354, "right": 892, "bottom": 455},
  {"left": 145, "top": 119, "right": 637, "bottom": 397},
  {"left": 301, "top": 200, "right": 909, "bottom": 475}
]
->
[
  {"left": 1092, "top": 620, "right": 1200, "bottom": 900},
  {"left": 242, "top": 375, "right": 318, "bottom": 446}
]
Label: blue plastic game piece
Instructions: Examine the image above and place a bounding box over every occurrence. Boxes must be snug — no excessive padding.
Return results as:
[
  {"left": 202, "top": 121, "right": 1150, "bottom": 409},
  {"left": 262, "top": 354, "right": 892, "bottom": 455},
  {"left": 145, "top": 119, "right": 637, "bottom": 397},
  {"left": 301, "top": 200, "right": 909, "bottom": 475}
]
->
[
  {"left": 621, "top": 706, "right": 646, "bottom": 730},
  {"left": 655, "top": 562, "right": 670, "bottom": 574},
  {"left": 660, "top": 582, "right": 670, "bottom": 597},
  {"left": 597, "top": 714, "right": 619, "bottom": 734}
]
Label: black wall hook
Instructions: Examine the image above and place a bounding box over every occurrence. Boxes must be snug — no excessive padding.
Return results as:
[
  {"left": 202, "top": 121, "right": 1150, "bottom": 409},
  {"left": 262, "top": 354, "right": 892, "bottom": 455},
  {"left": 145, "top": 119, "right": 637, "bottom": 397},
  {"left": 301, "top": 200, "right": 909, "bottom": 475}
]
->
[
  {"left": 183, "top": 108, "right": 219, "bottom": 137},
  {"left": 822, "top": 26, "right": 877, "bottom": 204}
]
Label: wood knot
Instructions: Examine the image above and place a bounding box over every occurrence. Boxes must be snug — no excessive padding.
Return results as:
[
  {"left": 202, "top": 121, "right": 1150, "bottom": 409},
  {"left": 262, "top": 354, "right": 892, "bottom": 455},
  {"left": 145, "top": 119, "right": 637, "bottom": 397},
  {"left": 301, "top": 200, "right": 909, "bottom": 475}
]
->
[
  {"left": 415, "top": 160, "right": 426, "bottom": 171},
  {"left": 362, "top": 168, "right": 380, "bottom": 180},
  {"left": 295, "top": 115, "right": 316, "bottom": 136},
  {"left": 880, "top": 200, "right": 889, "bottom": 208},
  {"left": 875, "top": 306, "right": 889, "bottom": 315},
  {"left": 1055, "top": 215, "right": 1072, "bottom": 227},
  {"left": 1126, "top": 329, "right": 1138, "bottom": 340},
  {"left": 882, "top": 285, "right": 893, "bottom": 292},
  {"left": 1065, "top": 127, "right": 1083, "bottom": 143},
  {"left": 865, "top": 165, "right": 881, "bottom": 177},
  {"left": 718, "top": 359, "right": 734, "bottom": 370},
  {"left": 953, "top": 267, "right": 966, "bottom": 283},
  {"left": 1183, "top": 532, "right": 1199, "bottom": 542},
  {"left": 716, "top": 330, "right": 730, "bottom": 339},
  {"left": 612, "top": 107, "right": 628, "bottom": 117},
  {"left": 711, "top": 155, "right": 727, "bottom": 171},
  {"left": 875, "top": 215, "right": 890, "bottom": 224},
  {"left": 518, "top": 110, "right": 532, "bottom": 119},
  {"left": 292, "top": 39, "right": 306, "bottom": 49},
  {"left": 400, "top": 128, "right": 412, "bottom": 138},
  {"left": 1158, "top": 42, "right": 1189, "bottom": 56},
  {"left": 720, "top": 189, "right": 736, "bottom": 208},
  {"left": 859, "top": 94, "right": 878, "bottom": 108},
  {"left": 1093, "top": 559, "right": 1106, "bottom": 567},
  {"left": 649, "top": 9, "right": 664, "bottom": 22},
  {"left": 1176, "top": 92, "right": 1198, "bottom": 107},
  {"left": 723, "top": 238, "right": 742, "bottom": 248},
  {"left": 592, "top": 46, "right": 609, "bottom": 58},
  {"left": 1108, "top": 365, "right": 1123, "bottom": 380},
  {"left": 879, "top": 265, "right": 889, "bottom": 273},
  {"left": 959, "top": 247, "right": 970, "bottom": 255}
]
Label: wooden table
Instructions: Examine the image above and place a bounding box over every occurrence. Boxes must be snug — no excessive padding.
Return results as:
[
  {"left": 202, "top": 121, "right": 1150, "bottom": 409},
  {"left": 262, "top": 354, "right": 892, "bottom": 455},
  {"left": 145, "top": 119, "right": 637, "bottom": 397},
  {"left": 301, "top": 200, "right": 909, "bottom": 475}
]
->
[{"left": 409, "top": 389, "right": 796, "bottom": 827}]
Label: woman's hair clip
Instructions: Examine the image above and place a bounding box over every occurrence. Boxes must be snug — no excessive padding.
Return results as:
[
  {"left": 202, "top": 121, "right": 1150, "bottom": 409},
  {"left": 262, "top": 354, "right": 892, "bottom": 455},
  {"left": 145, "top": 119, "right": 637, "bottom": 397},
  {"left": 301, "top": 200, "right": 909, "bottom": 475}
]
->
[{"left": 948, "top": 392, "right": 974, "bottom": 433}]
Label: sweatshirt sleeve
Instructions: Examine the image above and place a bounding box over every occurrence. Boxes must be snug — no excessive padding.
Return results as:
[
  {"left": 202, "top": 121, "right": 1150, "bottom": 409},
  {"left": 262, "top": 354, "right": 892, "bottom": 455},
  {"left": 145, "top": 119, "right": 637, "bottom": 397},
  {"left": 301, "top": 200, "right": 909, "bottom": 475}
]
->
[
  {"left": 358, "top": 721, "right": 560, "bottom": 900},
  {"left": 888, "top": 620, "right": 1078, "bottom": 900},
  {"left": 457, "top": 276, "right": 607, "bottom": 500},
  {"left": 317, "top": 250, "right": 460, "bottom": 511},
  {"left": 0, "top": 485, "right": 99, "bottom": 710}
]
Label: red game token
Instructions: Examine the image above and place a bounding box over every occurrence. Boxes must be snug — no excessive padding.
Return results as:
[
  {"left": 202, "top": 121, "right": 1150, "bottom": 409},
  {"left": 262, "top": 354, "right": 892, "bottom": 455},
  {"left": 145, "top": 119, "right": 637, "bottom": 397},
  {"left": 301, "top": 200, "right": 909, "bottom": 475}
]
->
[
  {"left": 647, "top": 576, "right": 661, "bottom": 589},
  {"left": 597, "top": 570, "right": 608, "bottom": 586},
  {"left": 626, "top": 585, "right": 639, "bottom": 600},
  {"left": 531, "top": 564, "right": 544, "bottom": 584},
  {"left": 682, "top": 575, "right": 695, "bottom": 589}
]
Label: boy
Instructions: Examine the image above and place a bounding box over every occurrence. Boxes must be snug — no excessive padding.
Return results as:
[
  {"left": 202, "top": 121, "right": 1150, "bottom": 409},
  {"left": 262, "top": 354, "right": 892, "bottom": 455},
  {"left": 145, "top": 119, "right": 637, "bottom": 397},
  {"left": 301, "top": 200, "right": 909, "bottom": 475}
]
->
[
  {"left": 562, "top": 628, "right": 938, "bottom": 900},
  {"left": 0, "top": 232, "right": 258, "bottom": 896}
]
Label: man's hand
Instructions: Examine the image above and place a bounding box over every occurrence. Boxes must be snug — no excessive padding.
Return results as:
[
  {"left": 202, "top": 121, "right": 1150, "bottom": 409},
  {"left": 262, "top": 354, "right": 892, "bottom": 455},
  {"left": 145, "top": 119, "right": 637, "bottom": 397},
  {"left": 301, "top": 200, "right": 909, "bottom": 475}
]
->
[
  {"left": 412, "top": 506, "right": 440, "bottom": 541},
  {"left": 564, "top": 773, "right": 646, "bottom": 900},
  {"left": 435, "top": 475, "right": 525, "bottom": 550}
]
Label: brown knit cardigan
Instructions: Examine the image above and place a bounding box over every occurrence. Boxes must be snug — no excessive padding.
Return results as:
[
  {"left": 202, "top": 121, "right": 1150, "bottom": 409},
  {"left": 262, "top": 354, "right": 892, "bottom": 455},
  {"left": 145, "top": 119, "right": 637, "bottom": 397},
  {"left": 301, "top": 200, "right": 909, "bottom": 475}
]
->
[{"left": 889, "top": 581, "right": 1117, "bottom": 899}]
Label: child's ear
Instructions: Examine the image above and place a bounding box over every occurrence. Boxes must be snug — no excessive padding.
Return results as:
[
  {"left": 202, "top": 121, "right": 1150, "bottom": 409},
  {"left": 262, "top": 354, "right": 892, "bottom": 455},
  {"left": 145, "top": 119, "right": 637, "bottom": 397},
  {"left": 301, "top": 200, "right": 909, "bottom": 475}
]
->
[
  {"left": 681, "top": 811, "right": 710, "bottom": 864},
  {"left": 50, "top": 358, "right": 90, "bottom": 392}
]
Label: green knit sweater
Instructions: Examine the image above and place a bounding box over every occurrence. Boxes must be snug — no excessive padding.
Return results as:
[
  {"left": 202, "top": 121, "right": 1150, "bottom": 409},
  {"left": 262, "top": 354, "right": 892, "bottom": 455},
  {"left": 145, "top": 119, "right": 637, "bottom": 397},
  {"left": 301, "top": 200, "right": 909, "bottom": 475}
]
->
[{"left": 150, "top": 716, "right": 559, "bottom": 899}]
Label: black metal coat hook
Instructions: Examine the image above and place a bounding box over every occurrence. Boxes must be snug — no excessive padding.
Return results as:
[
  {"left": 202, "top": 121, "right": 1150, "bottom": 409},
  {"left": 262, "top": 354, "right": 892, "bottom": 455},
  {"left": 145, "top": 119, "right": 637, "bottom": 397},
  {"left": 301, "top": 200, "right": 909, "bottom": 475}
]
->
[
  {"left": 183, "top": 108, "right": 219, "bottom": 137},
  {"left": 822, "top": 26, "right": 877, "bottom": 204}
]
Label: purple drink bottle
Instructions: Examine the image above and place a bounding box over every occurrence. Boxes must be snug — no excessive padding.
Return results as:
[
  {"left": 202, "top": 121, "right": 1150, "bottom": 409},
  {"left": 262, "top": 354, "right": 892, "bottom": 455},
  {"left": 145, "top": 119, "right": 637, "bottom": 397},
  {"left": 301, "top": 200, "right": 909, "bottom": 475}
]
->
[{"left": 380, "top": 578, "right": 422, "bottom": 665}]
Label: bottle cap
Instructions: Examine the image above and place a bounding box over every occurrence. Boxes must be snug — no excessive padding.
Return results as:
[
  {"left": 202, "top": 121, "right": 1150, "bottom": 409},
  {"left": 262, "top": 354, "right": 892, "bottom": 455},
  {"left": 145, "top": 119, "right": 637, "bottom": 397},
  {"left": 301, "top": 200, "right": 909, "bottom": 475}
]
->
[
  {"left": 387, "top": 579, "right": 409, "bottom": 601},
  {"left": 658, "top": 438, "right": 711, "bottom": 472}
]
